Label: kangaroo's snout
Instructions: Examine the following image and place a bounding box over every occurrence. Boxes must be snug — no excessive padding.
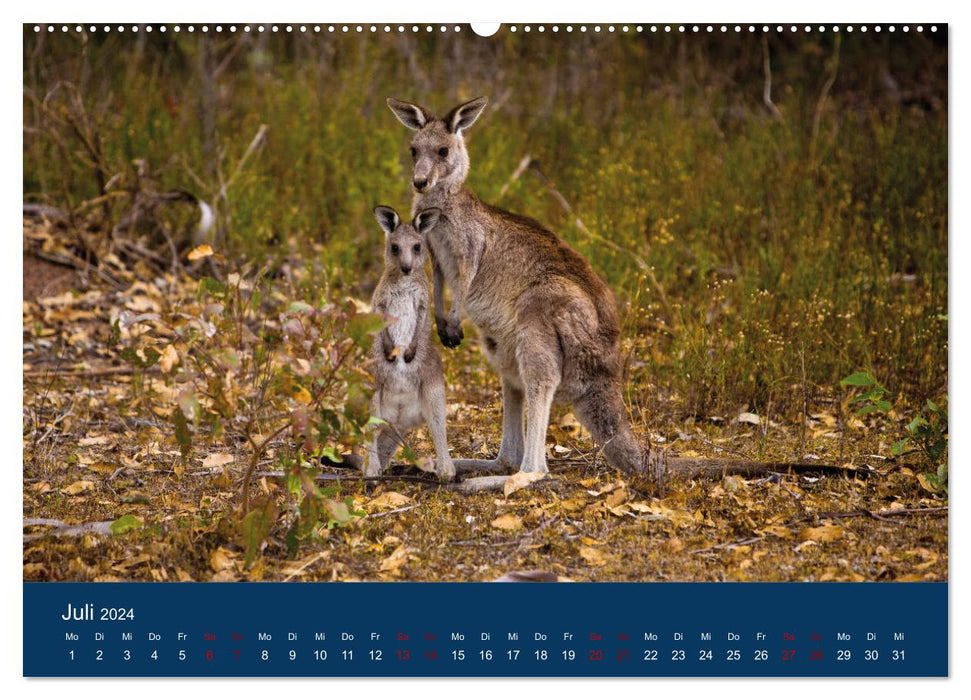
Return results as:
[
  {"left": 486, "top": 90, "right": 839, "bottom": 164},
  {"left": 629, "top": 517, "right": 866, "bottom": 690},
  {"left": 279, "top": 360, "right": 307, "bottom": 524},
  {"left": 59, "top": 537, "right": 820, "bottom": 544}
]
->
[
  {"left": 401, "top": 265, "right": 412, "bottom": 275},
  {"left": 413, "top": 178, "right": 428, "bottom": 191}
]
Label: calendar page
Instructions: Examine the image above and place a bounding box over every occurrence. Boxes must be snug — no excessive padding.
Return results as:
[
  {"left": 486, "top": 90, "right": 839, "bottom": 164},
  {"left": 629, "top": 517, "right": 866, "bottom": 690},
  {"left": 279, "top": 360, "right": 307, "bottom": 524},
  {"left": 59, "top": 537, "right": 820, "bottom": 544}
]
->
[{"left": 21, "top": 17, "right": 949, "bottom": 680}]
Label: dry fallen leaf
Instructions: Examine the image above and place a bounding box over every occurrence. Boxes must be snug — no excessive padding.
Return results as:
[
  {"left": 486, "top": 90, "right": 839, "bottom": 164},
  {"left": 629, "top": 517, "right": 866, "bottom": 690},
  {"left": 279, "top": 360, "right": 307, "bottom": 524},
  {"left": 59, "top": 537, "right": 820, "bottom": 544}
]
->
[
  {"left": 210, "top": 547, "right": 237, "bottom": 572},
  {"left": 761, "top": 525, "right": 793, "bottom": 539},
  {"left": 187, "top": 244, "right": 214, "bottom": 261},
  {"left": 291, "top": 386, "right": 313, "bottom": 404},
  {"left": 61, "top": 480, "right": 94, "bottom": 496},
  {"left": 490, "top": 513, "right": 523, "bottom": 531},
  {"left": 800, "top": 524, "right": 844, "bottom": 543},
  {"left": 605, "top": 486, "right": 629, "bottom": 509},
  {"left": 78, "top": 435, "right": 111, "bottom": 446},
  {"left": 159, "top": 344, "right": 179, "bottom": 373},
  {"left": 367, "top": 492, "right": 413, "bottom": 511},
  {"left": 202, "top": 453, "right": 234, "bottom": 468},
  {"left": 504, "top": 471, "right": 545, "bottom": 497},
  {"left": 579, "top": 546, "right": 608, "bottom": 567},
  {"left": 379, "top": 544, "right": 413, "bottom": 575}
]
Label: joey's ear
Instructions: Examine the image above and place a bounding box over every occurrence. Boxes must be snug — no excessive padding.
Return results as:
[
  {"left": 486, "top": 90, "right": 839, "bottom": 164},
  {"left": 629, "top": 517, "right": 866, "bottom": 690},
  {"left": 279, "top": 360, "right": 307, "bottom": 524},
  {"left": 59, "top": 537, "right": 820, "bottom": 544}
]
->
[
  {"left": 414, "top": 208, "right": 442, "bottom": 236},
  {"left": 444, "top": 96, "right": 488, "bottom": 135},
  {"left": 386, "top": 98, "right": 431, "bottom": 130},
  {"left": 373, "top": 206, "right": 401, "bottom": 237}
]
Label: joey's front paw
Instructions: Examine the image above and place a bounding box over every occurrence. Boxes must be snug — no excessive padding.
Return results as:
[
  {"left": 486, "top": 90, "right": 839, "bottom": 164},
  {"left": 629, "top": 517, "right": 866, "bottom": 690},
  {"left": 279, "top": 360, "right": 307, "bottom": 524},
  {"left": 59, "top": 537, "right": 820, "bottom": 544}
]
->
[
  {"left": 403, "top": 347, "right": 416, "bottom": 363},
  {"left": 437, "top": 318, "right": 464, "bottom": 349}
]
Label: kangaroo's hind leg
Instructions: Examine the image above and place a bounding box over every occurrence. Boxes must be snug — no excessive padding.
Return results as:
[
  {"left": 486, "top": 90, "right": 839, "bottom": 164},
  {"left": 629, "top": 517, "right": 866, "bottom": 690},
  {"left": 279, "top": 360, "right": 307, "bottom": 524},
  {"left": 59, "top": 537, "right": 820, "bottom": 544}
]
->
[
  {"left": 516, "top": 326, "right": 562, "bottom": 475},
  {"left": 420, "top": 371, "right": 456, "bottom": 481},
  {"left": 495, "top": 378, "right": 525, "bottom": 468}
]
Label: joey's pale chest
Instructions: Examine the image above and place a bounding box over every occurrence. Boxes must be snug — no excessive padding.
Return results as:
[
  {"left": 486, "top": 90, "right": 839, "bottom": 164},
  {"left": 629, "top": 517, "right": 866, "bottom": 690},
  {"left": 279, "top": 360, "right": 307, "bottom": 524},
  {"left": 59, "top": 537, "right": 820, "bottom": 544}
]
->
[{"left": 383, "top": 292, "right": 420, "bottom": 347}]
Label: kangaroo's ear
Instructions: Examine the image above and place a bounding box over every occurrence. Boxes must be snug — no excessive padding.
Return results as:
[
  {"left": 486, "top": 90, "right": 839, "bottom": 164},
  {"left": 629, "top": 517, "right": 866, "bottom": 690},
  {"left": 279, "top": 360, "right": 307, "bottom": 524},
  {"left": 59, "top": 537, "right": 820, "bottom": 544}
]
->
[
  {"left": 386, "top": 98, "right": 430, "bottom": 131},
  {"left": 373, "top": 206, "right": 400, "bottom": 237},
  {"left": 414, "top": 208, "right": 442, "bottom": 236},
  {"left": 445, "top": 96, "right": 488, "bottom": 135}
]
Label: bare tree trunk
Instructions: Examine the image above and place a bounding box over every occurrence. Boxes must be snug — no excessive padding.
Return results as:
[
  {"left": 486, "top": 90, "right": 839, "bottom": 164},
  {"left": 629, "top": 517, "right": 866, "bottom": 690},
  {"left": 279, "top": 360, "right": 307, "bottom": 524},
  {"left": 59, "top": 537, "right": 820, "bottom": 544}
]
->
[{"left": 198, "top": 34, "right": 218, "bottom": 183}]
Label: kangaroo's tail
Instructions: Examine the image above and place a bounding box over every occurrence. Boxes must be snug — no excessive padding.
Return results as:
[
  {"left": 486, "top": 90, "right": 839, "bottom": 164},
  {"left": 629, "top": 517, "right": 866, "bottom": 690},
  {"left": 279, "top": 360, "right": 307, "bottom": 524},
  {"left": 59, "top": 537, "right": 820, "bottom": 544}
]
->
[{"left": 572, "top": 379, "right": 662, "bottom": 481}]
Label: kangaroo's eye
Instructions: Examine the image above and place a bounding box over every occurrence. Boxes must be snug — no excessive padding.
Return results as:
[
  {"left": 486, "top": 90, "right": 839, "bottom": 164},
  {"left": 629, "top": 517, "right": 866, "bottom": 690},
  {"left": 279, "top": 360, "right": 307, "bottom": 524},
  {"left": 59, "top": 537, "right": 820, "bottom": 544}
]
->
[
  {"left": 390, "top": 244, "right": 400, "bottom": 255},
  {"left": 413, "top": 244, "right": 421, "bottom": 254},
  {"left": 410, "top": 147, "right": 417, "bottom": 158},
  {"left": 438, "top": 147, "right": 449, "bottom": 158}
]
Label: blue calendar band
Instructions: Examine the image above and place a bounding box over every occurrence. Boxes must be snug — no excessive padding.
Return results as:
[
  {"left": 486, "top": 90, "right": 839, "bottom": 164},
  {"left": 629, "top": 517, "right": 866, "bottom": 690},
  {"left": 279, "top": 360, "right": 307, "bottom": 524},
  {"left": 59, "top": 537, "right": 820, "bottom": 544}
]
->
[{"left": 24, "top": 581, "right": 947, "bottom": 677}]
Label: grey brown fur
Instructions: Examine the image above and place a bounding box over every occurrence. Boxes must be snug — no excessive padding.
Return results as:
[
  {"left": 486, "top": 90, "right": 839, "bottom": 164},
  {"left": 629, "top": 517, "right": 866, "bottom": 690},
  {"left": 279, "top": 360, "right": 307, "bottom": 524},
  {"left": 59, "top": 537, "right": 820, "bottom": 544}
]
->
[
  {"left": 365, "top": 205, "right": 455, "bottom": 481},
  {"left": 387, "top": 96, "right": 650, "bottom": 478}
]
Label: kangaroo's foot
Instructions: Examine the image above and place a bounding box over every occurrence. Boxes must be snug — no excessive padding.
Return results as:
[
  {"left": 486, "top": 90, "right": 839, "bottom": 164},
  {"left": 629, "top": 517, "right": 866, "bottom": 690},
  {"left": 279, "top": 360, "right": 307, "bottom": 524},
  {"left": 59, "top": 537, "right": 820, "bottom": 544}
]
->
[
  {"left": 450, "top": 475, "right": 510, "bottom": 494},
  {"left": 453, "top": 458, "right": 516, "bottom": 475},
  {"left": 436, "top": 458, "right": 457, "bottom": 482}
]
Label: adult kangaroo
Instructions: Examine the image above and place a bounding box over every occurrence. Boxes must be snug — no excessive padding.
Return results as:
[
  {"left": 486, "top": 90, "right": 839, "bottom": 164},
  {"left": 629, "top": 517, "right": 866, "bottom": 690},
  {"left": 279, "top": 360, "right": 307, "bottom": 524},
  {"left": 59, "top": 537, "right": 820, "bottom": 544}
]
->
[{"left": 387, "top": 96, "right": 649, "bottom": 480}]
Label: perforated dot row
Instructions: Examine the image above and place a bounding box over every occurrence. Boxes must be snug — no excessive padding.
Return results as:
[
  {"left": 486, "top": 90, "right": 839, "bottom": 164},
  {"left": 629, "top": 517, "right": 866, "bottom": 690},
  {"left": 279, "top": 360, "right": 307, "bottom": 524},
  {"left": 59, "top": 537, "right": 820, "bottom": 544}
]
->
[{"left": 32, "top": 24, "right": 939, "bottom": 34}]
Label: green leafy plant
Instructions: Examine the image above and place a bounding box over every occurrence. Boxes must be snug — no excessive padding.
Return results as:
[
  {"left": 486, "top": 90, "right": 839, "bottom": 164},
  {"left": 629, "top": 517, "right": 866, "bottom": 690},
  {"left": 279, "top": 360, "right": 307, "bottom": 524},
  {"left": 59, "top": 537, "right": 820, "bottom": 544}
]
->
[
  {"left": 841, "top": 372, "right": 948, "bottom": 496},
  {"left": 892, "top": 399, "right": 948, "bottom": 495},
  {"left": 118, "top": 259, "right": 385, "bottom": 565},
  {"left": 840, "top": 371, "right": 892, "bottom": 416}
]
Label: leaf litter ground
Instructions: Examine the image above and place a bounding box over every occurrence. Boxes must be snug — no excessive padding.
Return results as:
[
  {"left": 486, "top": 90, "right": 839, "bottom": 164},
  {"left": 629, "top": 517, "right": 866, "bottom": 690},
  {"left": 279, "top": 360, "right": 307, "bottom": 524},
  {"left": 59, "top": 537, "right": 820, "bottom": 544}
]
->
[{"left": 23, "top": 243, "right": 947, "bottom": 584}]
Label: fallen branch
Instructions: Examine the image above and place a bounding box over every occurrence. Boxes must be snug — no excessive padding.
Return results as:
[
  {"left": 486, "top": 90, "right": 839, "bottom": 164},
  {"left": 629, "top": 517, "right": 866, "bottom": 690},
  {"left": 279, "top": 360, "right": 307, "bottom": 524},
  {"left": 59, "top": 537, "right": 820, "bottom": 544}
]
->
[
  {"left": 692, "top": 507, "right": 947, "bottom": 556},
  {"left": 447, "top": 538, "right": 521, "bottom": 548},
  {"left": 23, "top": 518, "right": 114, "bottom": 541},
  {"left": 24, "top": 365, "right": 158, "bottom": 379},
  {"left": 690, "top": 536, "right": 763, "bottom": 555},
  {"left": 797, "top": 506, "right": 947, "bottom": 524},
  {"left": 367, "top": 504, "right": 420, "bottom": 519}
]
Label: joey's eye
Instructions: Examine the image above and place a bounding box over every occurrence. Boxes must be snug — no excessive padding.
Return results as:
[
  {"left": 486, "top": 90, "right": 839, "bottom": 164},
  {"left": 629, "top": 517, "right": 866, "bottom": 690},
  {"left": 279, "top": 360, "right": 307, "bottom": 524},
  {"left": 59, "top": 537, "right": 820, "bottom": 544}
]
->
[
  {"left": 390, "top": 244, "right": 400, "bottom": 255},
  {"left": 438, "top": 147, "right": 449, "bottom": 158},
  {"left": 413, "top": 244, "right": 421, "bottom": 254},
  {"left": 410, "top": 147, "right": 417, "bottom": 158}
]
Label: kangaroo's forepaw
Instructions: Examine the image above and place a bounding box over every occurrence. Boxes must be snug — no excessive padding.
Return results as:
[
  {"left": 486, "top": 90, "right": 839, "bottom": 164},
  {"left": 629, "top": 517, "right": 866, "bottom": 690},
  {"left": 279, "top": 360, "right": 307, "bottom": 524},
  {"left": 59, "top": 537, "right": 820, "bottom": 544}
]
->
[{"left": 437, "top": 320, "right": 464, "bottom": 348}]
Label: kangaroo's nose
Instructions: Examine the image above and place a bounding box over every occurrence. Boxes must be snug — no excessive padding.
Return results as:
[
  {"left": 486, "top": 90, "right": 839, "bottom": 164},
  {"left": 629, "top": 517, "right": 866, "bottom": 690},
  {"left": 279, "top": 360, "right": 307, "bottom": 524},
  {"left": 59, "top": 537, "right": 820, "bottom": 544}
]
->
[
  {"left": 413, "top": 178, "right": 427, "bottom": 191},
  {"left": 401, "top": 266, "right": 412, "bottom": 275}
]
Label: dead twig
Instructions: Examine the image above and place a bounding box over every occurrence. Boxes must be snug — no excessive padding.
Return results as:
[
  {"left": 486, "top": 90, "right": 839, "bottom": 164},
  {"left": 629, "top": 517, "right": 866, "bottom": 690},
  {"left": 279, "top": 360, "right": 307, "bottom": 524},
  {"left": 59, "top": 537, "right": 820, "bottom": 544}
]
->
[
  {"left": 367, "top": 504, "right": 420, "bottom": 519},
  {"left": 497, "top": 154, "right": 533, "bottom": 200},
  {"left": 809, "top": 33, "right": 842, "bottom": 169},
  {"left": 281, "top": 552, "right": 327, "bottom": 582},
  {"left": 690, "top": 536, "right": 763, "bottom": 555},
  {"left": 801, "top": 506, "right": 947, "bottom": 523}
]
